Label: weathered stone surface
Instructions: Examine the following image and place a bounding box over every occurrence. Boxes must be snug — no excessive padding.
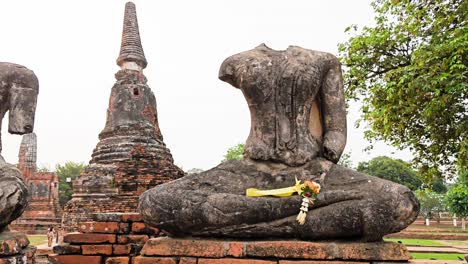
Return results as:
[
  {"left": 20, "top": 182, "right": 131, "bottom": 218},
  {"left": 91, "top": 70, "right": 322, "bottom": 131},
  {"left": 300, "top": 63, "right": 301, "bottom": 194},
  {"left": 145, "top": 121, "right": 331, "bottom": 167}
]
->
[
  {"left": 117, "top": 235, "right": 148, "bottom": 244},
  {"left": 0, "top": 232, "right": 29, "bottom": 256},
  {"left": 82, "top": 244, "right": 113, "bottom": 255},
  {"left": 52, "top": 244, "right": 81, "bottom": 255},
  {"left": 132, "top": 256, "right": 177, "bottom": 264},
  {"left": 219, "top": 44, "right": 347, "bottom": 166},
  {"left": 198, "top": 259, "right": 275, "bottom": 264},
  {"left": 0, "top": 62, "right": 38, "bottom": 232},
  {"left": 62, "top": 3, "right": 183, "bottom": 231},
  {"left": 79, "top": 222, "right": 120, "bottom": 234},
  {"left": 92, "top": 213, "right": 142, "bottom": 223},
  {"left": 139, "top": 45, "right": 419, "bottom": 241},
  {"left": 140, "top": 238, "right": 410, "bottom": 261}
]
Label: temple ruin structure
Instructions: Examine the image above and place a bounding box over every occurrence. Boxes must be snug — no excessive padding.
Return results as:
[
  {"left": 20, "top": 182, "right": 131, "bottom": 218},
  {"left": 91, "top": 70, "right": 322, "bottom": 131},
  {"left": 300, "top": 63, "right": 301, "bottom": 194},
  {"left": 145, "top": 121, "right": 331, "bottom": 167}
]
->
[
  {"left": 62, "top": 2, "right": 184, "bottom": 230},
  {"left": 10, "top": 133, "right": 62, "bottom": 234}
]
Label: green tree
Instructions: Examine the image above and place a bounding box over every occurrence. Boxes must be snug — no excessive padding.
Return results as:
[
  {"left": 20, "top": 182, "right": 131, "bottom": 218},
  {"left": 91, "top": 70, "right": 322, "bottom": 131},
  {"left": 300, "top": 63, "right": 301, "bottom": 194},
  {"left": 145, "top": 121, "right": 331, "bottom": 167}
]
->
[
  {"left": 337, "top": 151, "right": 353, "bottom": 168},
  {"left": 415, "top": 189, "right": 446, "bottom": 222},
  {"left": 445, "top": 184, "right": 468, "bottom": 229},
  {"left": 223, "top": 143, "right": 245, "bottom": 161},
  {"left": 357, "top": 156, "right": 423, "bottom": 190},
  {"left": 56, "top": 161, "right": 85, "bottom": 206},
  {"left": 339, "top": 0, "right": 467, "bottom": 181}
]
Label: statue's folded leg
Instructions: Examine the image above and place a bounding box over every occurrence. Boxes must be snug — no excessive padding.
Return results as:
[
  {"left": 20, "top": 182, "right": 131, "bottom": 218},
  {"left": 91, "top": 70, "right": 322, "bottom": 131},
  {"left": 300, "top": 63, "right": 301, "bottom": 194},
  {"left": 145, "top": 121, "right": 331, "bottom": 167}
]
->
[
  {"left": 140, "top": 162, "right": 418, "bottom": 241},
  {"left": 0, "top": 159, "right": 29, "bottom": 232}
]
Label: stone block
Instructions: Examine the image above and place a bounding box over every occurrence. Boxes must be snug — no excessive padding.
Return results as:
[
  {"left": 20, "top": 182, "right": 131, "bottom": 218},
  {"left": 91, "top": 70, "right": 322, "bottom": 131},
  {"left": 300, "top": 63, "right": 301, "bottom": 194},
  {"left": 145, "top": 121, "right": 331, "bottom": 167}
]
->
[
  {"left": 106, "top": 256, "right": 130, "bottom": 264},
  {"left": 82, "top": 244, "right": 113, "bottom": 255},
  {"left": 64, "top": 233, "right": 116, "bottom": 244},
  {"left": 53, "top": 244, "right": 81, "bottom": 254},
  {"left": 132, "top": 256, "right": 177, "bottom": 264},
  {"left": 131, "top": 223, "right": 159, "bottom": 235},
  {"left": 79, "top": 222, "right": 120, "bottom": 233},
  {"left": 119, "top": 223, "right": 131, "bottom": 234},
  {"left": 118, "top": 235, "right": 148, "bottom": 244},
  {"left": 49, "top": 254, "right": 102, "bottom": 264}
]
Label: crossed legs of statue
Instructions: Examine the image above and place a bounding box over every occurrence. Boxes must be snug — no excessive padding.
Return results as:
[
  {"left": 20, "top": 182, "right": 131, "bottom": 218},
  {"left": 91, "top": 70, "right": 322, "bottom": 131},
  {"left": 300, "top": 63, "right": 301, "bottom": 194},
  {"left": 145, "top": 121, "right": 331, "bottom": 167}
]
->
[{"left": 139, "top": 159, "right": 419, "bottom": 242}]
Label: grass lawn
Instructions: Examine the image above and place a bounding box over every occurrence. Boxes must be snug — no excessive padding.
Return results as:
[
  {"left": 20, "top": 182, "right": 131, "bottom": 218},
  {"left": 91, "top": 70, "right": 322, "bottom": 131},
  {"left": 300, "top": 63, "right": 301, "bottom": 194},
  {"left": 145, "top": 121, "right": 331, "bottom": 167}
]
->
[
  {"left": 411, "top": 252, "right": 466, "bottom": 260},
  {"left": 27, "top": 235, "right": 48, "bottom": 246},
  {"left": 384, "top": 238, "right": 445, "bottom": 246}
]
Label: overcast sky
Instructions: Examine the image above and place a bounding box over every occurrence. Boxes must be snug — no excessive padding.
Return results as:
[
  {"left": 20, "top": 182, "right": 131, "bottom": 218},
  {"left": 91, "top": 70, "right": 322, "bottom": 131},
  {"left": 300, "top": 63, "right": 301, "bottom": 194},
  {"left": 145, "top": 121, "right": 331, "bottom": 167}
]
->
[{"left": 0, "top": 0, "right": 412, "bottom": 171}]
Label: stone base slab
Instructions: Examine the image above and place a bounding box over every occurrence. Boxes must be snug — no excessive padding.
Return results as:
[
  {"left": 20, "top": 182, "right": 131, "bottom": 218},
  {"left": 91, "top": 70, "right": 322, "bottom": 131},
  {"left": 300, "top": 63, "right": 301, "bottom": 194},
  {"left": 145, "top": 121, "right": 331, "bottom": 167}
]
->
[{"left": 138, "top": 237, "right": 410, "bottom": 263}]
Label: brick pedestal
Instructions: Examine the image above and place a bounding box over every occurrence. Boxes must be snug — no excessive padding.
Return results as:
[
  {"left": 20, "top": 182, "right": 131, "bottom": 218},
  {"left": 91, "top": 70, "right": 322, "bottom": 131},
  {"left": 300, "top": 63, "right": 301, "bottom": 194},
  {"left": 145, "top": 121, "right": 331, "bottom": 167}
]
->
[
  {"left": 0, "top": 232, "right": 36, "bottom": 264},
  {"left": 134, "top": 237, "right": 411, "bottom": 264}
]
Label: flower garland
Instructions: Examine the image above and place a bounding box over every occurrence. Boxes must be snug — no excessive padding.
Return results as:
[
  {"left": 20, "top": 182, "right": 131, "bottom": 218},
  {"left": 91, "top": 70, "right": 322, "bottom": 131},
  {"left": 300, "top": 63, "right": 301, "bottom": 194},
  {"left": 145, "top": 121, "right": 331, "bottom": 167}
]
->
[{"left": 246, "top": 178, "right": 321, "bottom": 225}]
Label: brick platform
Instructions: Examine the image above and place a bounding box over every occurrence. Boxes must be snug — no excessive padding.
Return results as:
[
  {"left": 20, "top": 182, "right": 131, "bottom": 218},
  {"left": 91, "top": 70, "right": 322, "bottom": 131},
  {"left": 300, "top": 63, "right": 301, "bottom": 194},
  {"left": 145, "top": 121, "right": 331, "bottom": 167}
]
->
[
  {"left": 0, "top": 232, "right": 36, "bottom": 264},
  {"left": 134, "top": 237, "right": 410, "bottom": 264},
  {"left": 52, "top": 213, "right": 411, "bottom": 264},
  {"left": 50, "top": 213, "right": 160, "bottom": 264}
]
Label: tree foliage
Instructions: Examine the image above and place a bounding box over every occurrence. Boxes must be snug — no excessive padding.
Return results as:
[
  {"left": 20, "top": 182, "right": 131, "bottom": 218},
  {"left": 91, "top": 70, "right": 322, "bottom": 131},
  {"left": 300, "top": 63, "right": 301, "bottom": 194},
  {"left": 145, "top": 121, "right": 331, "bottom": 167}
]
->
[
  {"left": 445, "top": 184, "right": 468, "bottom": 217},
  {"left": 357, "top": 156, "right": 422, "bottom": 190},
  {"left": 415, "top": 188, "right": 446, "bottom": 219},
  {"left": 56, "top": 161, "right": 85, "bottom": 206},
  {"left": 339, "top": 0, "right": 467, "bottom": 180},
  {"left": 337, "top": 151, "right": 353, "bottom": 168},
  {"left": 223, "top": 143, "right": 245, "bottom": 161}
]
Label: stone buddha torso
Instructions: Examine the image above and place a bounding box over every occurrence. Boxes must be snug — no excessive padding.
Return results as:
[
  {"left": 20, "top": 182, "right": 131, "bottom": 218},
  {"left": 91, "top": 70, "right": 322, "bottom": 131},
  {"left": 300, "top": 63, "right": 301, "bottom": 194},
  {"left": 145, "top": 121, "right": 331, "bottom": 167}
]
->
[{"left": 219, "top": 44, "right": 347, "bottom": 166}]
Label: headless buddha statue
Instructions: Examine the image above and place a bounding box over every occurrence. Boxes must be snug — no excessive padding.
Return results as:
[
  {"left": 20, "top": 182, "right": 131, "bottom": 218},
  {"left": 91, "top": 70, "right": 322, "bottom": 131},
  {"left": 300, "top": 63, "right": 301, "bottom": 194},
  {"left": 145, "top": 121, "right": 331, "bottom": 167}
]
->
[{"left": 139, "top": 45, "right": 419, "bottom": 241}]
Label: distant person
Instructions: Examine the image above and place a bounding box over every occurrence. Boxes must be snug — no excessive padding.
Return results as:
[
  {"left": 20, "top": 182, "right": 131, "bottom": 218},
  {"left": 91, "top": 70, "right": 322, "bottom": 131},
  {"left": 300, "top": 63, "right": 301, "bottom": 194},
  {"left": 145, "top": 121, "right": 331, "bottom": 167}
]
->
[
  {"left": 54, "top": 226, "right": 59, "bottom": 244},
  {"left": 47, "top": 227, "right": 53, "bottom": 247}
]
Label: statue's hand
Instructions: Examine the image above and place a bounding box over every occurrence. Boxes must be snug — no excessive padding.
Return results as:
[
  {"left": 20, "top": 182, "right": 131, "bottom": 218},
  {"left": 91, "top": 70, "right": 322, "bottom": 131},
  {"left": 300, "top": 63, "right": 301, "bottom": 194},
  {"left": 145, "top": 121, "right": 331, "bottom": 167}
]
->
[{"left": 323, "top": 131, "right": 346, "bottom": 163}]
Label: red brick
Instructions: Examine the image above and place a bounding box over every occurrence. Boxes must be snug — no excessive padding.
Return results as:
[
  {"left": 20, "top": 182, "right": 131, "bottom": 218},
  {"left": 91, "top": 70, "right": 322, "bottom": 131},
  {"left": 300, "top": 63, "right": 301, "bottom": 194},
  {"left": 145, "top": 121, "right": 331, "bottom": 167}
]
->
[
  {"left": 198, "top": 259, "right": 275, "bottom": 264},
  {"left": 53, "top": 244, "right": 81, "bottom": 254},
  {"left": 245, "top": 241, "right": 410, "bottom": 261},
  {"left": 179, "top": 257, "right": 197, "bottom": 264},
  {"left": 228, "top": 242, "right": 244, "bottom": 257},
  {"left": 121, "top": 213, "right": 142, "bottom": 222},
  {"left": 79, "top": 222, "right": 120, "bottom": 233},
  {"left": 119, "top": 223, "right": 131, "bottom": 234},
  {"left": 141, "top": 238, "right": 226, "bottom": 257},
  {"left": 132, "top": 256, "right": 177, "bottom": 264},
  {"left": 49, "top": 255, "right": 102, "bottom": 264},
  {"left": 64, "top": 233, "right": 116, "bottom": 244},
  {"left": 113, "top": 244, "right": 132, "bottom": 255},
  {"left": 118, "top": 235, "right": 149, "bottom": 244},
  {"left": 131, "top": 222, "right": 160, "bottom": 235},
  {"left": 82, "top": 244, "right": 113, "bottom": 255},
  {"left": 106, "top": 256, "right": 130, "bottom": 264}
]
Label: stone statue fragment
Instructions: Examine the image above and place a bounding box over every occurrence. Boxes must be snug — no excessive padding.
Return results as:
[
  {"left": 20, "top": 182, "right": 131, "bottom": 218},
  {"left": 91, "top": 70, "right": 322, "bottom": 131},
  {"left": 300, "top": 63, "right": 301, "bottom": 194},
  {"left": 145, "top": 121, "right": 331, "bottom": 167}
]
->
[
  {"left": 0, "top": 62, "right": 39, "bottom": 232},
  {"left": 139, "top": 45, "right": 419, "bottom": 241}
]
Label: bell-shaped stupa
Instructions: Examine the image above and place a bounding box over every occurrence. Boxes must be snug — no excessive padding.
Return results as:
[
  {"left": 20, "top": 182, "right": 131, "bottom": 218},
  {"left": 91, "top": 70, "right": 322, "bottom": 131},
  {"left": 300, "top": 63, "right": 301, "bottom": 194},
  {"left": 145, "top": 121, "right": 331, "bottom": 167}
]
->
[{"left": 62, "top": 2, "right": 184, "bottom": 230}]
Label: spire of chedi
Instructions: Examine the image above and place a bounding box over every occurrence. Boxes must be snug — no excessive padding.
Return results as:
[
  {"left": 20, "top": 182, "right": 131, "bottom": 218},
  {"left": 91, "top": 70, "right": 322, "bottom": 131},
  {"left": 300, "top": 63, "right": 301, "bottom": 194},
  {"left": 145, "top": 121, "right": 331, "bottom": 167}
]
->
[
  {"left": 62, "top": 2, "right": 184, "bottom": 231},
  {"left": 117, "top": 2, "right": 147, "bottom": 71}
]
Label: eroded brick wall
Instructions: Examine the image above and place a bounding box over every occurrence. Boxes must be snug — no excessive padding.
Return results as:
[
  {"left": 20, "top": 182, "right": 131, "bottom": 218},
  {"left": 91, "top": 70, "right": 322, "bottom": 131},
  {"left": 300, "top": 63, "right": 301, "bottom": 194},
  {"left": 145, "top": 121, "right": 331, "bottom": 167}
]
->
[{"left": 51, "top": 213, "right": 160, "bottom": 264}]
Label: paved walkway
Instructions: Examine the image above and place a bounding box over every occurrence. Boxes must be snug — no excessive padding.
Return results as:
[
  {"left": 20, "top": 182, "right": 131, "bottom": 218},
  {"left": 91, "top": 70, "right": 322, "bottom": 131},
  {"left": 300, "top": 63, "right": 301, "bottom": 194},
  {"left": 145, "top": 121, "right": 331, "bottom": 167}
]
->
[{"left": 408, "top": 246, "right": 467, "bottom": 254}]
